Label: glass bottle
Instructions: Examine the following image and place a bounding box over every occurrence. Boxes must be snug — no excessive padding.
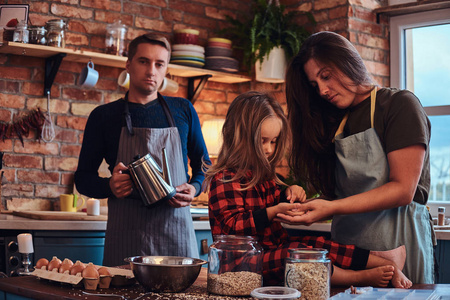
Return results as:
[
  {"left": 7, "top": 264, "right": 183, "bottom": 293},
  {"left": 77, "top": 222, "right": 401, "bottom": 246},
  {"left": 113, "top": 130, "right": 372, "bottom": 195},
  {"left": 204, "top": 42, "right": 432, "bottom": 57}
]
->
[
  {"left": 285, "top": 248, "right": 331, "bottom": 300},
  {"left": 28, "top": 26, "right": 47, "bottom": 45},
  {"left": 207, "top": 235, "right": 263, "bottom": 296},
  {"left": 438, "top": 207, "right": 446, "bottom": 226},
  {"left": 105, "top": 20, "right": 127, "bottom": 56},
  {"left": 46, "top": 19, "right": 66, "bottom": 48},
  {"left": 13, "top": 20, "right": 29, "bottom": 44}
]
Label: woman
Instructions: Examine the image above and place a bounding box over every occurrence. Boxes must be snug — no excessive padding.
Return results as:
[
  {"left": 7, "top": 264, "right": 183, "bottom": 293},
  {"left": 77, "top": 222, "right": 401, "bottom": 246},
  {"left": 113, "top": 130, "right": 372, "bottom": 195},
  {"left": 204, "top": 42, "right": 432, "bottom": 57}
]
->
[{"left": 277, "top": 31, "right": 435, "bottom": 283}]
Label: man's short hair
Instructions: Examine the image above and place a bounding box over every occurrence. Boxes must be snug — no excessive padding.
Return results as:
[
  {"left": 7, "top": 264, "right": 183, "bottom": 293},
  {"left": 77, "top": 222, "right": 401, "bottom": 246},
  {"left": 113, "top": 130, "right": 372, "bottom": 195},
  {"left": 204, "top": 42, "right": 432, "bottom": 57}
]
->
[{"left": 127, "top": 33, "right": 171, "bottom": 61}]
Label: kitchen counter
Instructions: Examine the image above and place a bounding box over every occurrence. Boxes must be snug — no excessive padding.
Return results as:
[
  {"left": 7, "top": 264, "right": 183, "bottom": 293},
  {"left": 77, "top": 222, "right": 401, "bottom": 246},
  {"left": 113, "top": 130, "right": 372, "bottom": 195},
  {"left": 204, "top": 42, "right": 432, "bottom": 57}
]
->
[
  {"left": 283, "top": 222, "right": 450, "bottom": 241},
  {"left": 0, "top": 267, "right": 449, "bottom": 300},
  {"left": 0, "top": 213, "right": 210, "bottom": 231}
]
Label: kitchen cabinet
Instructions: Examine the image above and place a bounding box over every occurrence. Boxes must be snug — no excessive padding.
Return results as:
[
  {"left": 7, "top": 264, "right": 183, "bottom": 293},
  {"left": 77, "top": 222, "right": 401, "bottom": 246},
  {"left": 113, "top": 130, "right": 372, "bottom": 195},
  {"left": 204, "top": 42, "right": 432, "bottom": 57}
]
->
[
  {"left": 435, "top": 239, "right": 450, "bottom": 283},
  {"left": 0, "top": 42, "right": 251, "bottom": 102}
]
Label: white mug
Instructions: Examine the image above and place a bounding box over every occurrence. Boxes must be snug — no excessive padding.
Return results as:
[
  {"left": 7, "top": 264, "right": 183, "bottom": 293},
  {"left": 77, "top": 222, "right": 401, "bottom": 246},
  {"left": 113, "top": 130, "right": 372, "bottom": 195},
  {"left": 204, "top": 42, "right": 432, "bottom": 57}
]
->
[
  {"left": 78, "top": 61, "right": 99, "bottom": 87},
  {"left": 86, "top": 198, "right": 100, "bottom": 216},
  {"left": 159, "top": 77, "right": 179, "bottom": 93},
  {"left": 117, "top": 70, "right": 129, "bottom": 89}
]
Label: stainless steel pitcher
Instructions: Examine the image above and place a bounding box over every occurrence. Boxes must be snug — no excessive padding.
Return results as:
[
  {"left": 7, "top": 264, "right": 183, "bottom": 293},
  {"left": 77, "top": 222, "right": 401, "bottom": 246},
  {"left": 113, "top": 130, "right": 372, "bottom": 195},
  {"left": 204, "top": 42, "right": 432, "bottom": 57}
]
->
[{"left": 127, "top": 148, "right": 176, "bottom": 206}]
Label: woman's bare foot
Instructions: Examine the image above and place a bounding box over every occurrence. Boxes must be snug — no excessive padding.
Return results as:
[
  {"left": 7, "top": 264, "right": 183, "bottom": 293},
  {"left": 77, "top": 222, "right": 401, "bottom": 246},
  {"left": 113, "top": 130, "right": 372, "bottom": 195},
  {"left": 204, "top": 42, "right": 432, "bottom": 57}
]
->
[{"left": 392, "top": 266, "right": 412, "bottom": 289}]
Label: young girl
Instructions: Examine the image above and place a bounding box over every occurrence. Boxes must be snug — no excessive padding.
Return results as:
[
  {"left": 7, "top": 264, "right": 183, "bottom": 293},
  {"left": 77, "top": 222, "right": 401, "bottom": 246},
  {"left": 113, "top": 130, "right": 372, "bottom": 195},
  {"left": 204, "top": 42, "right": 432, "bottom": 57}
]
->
[{"left": 203, "top": 91, "right": 411, "bottom": 288}]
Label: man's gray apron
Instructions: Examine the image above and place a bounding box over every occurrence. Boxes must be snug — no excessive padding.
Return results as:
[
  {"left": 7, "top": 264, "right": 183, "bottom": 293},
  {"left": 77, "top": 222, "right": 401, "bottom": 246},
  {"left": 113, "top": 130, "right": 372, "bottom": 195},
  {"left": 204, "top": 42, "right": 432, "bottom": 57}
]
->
[
  {"left": 103, "top": 93, "right": 198, "bottom": 266},
  {"left": 331, "top": 87, "right": 434, "bottom": 283}
]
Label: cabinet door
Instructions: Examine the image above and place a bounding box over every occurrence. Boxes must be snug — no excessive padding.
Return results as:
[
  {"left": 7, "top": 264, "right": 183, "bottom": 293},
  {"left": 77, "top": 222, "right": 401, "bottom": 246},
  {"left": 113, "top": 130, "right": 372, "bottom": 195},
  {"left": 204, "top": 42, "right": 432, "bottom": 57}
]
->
[
  {"left": 436, "top": 240, "right": 450, "bottom": 283},
  {"left": 33, "top": 231, "right": 105, "bottom": 265},
  {"left": 195, "top": 230, "right": 212, "bottom": 262}
]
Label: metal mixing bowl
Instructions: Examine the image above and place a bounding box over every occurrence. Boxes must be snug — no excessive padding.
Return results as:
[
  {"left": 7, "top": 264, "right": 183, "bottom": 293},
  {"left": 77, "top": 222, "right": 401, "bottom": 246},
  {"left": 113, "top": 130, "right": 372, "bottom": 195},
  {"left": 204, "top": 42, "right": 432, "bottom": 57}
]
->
[{"left": 124, "top": 256, "right": 207, "bottom": 292}]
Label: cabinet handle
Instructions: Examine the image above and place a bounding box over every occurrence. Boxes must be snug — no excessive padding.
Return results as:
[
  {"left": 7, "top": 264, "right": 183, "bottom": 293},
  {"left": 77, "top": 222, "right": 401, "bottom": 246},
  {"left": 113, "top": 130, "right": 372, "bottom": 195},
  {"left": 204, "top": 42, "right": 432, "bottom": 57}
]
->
[{"left": 201, "top": 239, "right": 209, "bottom": 255}]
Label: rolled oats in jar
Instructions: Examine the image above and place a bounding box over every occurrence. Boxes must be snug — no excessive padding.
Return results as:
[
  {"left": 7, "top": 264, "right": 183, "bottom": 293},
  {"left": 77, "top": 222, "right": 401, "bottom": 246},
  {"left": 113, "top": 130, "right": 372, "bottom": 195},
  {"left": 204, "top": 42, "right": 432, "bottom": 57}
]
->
[
  {"left": 285, "top": 248, "right": 331, "bottom": 300},
  {"left": 207, "top": 235, "right": 263, "bottom": 296}
]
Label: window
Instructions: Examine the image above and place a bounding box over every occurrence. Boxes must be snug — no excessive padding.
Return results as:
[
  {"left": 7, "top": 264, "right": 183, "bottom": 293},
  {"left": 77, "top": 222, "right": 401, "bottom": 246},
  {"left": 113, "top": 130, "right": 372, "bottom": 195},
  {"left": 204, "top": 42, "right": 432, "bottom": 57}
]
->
[{"left": 390, "top": 9, "right": 450, "bottom": 206}]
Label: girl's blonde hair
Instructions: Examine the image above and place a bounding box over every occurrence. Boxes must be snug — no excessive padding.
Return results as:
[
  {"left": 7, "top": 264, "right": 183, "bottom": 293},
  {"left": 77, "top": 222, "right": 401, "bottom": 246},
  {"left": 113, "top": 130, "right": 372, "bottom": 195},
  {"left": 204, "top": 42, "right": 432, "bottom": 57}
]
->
[{"left": 203, "top": 91, "right": 289, "bottom": 191}]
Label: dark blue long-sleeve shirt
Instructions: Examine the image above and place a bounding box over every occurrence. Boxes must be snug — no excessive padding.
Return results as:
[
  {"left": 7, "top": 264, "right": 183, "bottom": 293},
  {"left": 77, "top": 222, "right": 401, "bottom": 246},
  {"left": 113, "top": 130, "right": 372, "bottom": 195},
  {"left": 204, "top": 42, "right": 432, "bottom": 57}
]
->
[{"left": 74, "top": 96, "right": 210, "bottom": 198}]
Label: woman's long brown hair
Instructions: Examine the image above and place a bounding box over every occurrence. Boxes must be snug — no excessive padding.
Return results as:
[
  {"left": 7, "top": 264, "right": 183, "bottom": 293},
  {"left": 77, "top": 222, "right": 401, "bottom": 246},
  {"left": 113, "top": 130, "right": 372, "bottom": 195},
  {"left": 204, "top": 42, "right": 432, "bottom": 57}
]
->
[
  {"left": 203, "top": 91, "right": 289, "bottom": 191},
  {"left": 285, "top": 31, "right": 375, "bottom": 197}
]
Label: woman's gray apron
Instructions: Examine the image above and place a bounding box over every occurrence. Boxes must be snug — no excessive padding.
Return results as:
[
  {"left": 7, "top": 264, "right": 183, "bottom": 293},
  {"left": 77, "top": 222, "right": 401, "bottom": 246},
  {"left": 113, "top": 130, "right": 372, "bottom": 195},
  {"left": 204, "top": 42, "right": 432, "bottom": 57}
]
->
[
  {"left": 332, "top": 88, "right": 434, "bottom": 283},
  {"left": 103, "top": 93, "right": 198, "bottom": 266}
]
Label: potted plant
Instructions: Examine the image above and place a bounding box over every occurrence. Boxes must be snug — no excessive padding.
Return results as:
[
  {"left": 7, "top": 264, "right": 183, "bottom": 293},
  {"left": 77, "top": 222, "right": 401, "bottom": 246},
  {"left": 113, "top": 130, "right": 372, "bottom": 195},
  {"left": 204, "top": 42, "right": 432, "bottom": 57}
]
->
[{"left": 219, "top": 0, "right": 313, "bottom": 82}]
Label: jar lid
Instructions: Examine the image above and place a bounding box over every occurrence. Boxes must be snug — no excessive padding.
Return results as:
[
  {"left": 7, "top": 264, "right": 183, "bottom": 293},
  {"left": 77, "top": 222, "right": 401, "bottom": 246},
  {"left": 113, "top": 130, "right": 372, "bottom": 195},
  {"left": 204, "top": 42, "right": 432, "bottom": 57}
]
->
[
  {"left": 106, "top": 20, "right": 127, "bottom": 31},
  {"left": 251, "top": 287, "right": 301, "bottom": 299},
  {"left": 46, "top": 19, "right": 66, "bottom": 27},
  {"left": 288, "top": 248, "right": 328, "bottom": 259},
  {"left": 28, "top": 25, "right": 46, "bottom": 31}
]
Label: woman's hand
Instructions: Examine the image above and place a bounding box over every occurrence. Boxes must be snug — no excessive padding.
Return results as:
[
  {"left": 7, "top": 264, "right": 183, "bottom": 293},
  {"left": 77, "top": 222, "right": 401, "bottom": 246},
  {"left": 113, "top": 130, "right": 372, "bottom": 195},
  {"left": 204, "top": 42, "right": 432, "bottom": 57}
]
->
[
  {"left": 285, "top": 185, "right": 307, "bottom": 203},
  {"left": 109, "top": 162, "right": 133, "bottom": 198},
  {"left": 274, "top": 198, "right": 335, "bottom": 225}
]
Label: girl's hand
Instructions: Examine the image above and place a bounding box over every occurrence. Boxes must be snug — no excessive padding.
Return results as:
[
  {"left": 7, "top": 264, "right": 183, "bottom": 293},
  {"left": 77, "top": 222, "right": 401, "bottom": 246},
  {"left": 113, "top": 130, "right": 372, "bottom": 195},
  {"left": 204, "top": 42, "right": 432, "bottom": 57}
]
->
[
  {"left": 274, "top": 199, "right": 335, "bottom": 225},
  {"left": 286, "top": 185, "right": 307, "bottom": 203}
]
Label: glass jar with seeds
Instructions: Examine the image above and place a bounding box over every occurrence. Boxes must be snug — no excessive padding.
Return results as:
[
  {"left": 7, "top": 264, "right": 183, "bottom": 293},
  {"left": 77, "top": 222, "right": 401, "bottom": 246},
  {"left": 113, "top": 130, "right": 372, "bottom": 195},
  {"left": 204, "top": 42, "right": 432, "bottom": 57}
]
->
[
  {"left": 207, "top": 235, "right": 263, "bottom": 296},
  {"left": 285, "top": 248, "right": 330, "bottom": 300}
]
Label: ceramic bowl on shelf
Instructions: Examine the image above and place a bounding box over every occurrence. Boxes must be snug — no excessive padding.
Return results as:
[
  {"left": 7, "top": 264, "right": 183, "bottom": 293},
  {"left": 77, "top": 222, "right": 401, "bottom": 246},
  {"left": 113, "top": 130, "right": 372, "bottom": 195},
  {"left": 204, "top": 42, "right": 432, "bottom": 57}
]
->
[
  {"left": 174, "top": 29, "right": 199, "bottom": 45},
  {"left": 205, "top": 56, "right": 239, "bottom": 73},
  {"left": 172, "top": 44, "right": 205, "bottom": 54},
  {"left": 205, "top": 46, "right": 232, "bottom": 57}
]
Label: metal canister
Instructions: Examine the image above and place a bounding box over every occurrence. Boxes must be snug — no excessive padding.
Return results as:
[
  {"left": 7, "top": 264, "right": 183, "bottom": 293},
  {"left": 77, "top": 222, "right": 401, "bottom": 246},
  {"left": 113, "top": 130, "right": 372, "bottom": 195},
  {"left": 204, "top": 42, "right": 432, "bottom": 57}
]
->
[
  {"left": 207, "top": 235, "right": 263, "bottom": 296},
  {"left": 285, "top": 248, "right": 331, "bottom": 300},
  {"left": 46, "top": 19, "right": 66, "bottom": 48}
]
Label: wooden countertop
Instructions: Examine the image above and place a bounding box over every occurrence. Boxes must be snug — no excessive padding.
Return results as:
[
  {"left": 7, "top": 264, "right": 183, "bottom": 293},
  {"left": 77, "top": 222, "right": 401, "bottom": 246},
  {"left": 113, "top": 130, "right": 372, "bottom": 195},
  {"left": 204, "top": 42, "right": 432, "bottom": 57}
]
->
[
  {"left": 0, "top": 267, "right": 449, "bottom": 300},
  {"left": 0, "top": 213, "right": 210, "bottom": 231}
]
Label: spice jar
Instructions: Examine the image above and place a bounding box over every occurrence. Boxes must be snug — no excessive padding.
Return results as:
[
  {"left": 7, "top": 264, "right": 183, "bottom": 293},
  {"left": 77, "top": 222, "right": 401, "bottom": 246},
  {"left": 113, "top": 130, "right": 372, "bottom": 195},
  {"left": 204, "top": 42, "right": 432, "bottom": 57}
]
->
[
  {"left": 46, "top": 19, "right": 66, "bottom": 48},
  {"left": 13, "top": 20, "right": 29, "bottom": 43},
  {"left": 28, "top": 26, "right": 47, "bottom": 45},
  {"left": 105, "top": 20, "right": 127, "bottom": 56},
  {"left": 285, "top": 248, "right": 330, "bottom": 300},
  {"left": 207, "top": 235, "right": 263, "bottom": 296},
  {"left": 438, "top": 207, "right": 446, "bottom": 226}
]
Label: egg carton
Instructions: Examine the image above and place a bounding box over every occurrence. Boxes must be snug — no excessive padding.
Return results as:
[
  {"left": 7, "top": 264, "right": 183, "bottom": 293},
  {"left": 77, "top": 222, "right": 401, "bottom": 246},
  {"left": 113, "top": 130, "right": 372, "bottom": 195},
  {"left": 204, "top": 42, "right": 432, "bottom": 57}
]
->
[
  {"left": 330, "top": 287, "right": 450, "bottom": 299},
  {"left": 32, "top": 266, "right": 134, "bottom": 290}
]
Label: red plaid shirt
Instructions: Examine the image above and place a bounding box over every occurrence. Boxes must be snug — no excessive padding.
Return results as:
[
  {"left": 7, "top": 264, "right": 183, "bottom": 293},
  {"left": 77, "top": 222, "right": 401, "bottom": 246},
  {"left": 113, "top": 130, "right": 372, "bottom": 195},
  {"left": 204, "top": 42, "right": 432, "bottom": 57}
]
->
[{"left": 209, "top": 169, "right": 369, "bottom": 285}]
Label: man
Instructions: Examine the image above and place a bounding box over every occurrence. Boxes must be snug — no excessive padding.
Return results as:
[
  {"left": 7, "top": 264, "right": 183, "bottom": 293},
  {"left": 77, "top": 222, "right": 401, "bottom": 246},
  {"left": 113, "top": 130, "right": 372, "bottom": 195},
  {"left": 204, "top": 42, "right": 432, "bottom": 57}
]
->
[{"left": 74, "top": 33, "right": 210, "bottom": 266}]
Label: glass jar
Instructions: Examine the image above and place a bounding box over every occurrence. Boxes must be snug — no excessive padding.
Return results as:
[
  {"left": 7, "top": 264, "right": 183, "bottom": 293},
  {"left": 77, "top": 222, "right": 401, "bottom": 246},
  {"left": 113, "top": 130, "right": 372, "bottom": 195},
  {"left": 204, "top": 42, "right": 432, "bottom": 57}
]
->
[
  {"left": 13, "top": 20, "right": 29, "bottom": 43},
  {"left": 285, "top": 248, "right": 331, "bottom": 300},
  {"left": 46, "top": 19, "right": 66, "bottom": 48},
  {"left": 28, "top": 26, "right": 47, "bottom": 45},
  {"left": 105, "top": 20, "right": 127, "bottom": 56},
  {"left": 207, "top": 235, "right": 263, "bottom": 296}
]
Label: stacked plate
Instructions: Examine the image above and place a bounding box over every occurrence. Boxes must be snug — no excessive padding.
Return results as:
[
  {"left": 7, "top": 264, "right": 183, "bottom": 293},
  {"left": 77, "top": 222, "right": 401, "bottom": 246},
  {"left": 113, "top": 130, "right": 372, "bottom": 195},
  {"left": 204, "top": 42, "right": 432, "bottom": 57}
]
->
[
  {"left": 205, "top": 38, "right": 238, "bottom": 73},
  {"left": 171, "top": 29, "right": 205, "bottom": 68}
]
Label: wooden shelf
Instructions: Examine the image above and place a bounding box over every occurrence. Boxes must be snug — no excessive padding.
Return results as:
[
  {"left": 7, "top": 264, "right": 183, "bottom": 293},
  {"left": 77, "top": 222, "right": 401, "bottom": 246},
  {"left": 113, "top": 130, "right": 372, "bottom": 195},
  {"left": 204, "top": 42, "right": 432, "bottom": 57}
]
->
[{"left": 0, "top": 42, "right": 251, "bottom": 84}]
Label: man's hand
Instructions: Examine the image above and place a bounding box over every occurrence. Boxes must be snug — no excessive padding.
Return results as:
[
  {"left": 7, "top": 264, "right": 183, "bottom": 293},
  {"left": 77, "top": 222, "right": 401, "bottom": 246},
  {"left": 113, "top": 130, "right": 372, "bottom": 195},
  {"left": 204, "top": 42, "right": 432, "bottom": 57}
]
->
[
  {"left": 168, "top": 183, "right": 196, "bottom": 208},
  {"left": 109, "top": 162, "right": 133, "bottom": 198}
]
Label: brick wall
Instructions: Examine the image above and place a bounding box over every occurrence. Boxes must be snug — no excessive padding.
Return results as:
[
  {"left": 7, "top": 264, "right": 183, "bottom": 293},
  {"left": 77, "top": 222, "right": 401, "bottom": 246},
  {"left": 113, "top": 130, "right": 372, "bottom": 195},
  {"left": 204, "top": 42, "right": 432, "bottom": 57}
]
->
[{"left": 0, "top": 0, "right": 387, "bottom": 209}]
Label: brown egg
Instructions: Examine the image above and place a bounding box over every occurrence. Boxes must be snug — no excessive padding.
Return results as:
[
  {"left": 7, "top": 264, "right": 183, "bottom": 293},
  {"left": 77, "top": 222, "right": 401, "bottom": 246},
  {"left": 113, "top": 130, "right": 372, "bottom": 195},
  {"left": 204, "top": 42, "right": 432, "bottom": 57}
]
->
[
  {"left": 47, "top": 256, "right": 62, "bottom": 272},
  {"left": 35, "top": 258, "right": 49, "bottom": 270},
  {"left": 69, "top": 260, "right": 86, "bottom": 276},
  {"left": 82, "top": 262, "right": 99, "bottom": 279},
  {"left": 59, "top": 258, "right": 74, "bottom": 273},
  {"left": 98, "top": 267, "right": 111, "bottom": 276}
]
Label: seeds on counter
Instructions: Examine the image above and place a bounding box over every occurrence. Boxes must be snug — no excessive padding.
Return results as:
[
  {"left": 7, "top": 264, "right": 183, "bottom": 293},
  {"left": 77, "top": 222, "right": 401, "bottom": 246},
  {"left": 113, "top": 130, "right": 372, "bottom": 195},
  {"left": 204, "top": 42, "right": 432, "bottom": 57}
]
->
[
  {"left": 207, "top": 271, "right": 262, "bottom": 296},
  {"left": 285, "top": 262, "right": 329, "bottom": 300}
]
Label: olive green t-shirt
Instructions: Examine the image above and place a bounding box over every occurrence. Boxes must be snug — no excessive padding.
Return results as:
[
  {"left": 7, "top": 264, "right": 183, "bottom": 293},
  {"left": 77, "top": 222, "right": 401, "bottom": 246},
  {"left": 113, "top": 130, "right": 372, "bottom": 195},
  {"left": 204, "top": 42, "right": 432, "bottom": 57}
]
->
[{"left": 343, "top": 87, "right": 431, "bottom": 205}]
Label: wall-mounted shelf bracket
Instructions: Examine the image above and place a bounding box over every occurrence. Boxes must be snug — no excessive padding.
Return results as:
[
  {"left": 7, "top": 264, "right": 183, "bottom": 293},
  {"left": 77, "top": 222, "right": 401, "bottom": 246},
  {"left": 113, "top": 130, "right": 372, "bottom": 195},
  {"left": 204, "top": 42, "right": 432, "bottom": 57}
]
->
[
  {"left": 188, "top": 75, "right": 212, "bottom": 103},
  {"left": 44, "top": 53, "right": 66, "bottom": 96}
]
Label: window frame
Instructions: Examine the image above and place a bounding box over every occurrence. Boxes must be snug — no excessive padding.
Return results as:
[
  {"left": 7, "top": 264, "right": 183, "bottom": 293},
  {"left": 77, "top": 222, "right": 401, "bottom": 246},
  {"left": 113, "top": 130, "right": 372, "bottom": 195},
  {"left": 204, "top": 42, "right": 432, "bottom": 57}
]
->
[{"left": 390, "top": 8, "right": 450, "bottom": 213}]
